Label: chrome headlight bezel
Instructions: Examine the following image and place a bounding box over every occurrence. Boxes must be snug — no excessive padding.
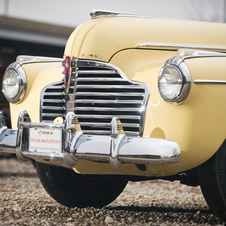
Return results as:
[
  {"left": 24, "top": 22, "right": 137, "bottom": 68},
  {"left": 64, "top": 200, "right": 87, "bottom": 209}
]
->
[
  {"left": 2, "top": 62, "right": 26, "bottom": 104},
  {"left": 158, "top": 57, "right": 191, "bottom": 103}
]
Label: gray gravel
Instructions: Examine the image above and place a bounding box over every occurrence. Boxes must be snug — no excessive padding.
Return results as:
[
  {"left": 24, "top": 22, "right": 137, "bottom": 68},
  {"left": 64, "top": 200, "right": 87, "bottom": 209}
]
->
[{"left": 0, "top": 157, "right": 225, "bottom": 225}]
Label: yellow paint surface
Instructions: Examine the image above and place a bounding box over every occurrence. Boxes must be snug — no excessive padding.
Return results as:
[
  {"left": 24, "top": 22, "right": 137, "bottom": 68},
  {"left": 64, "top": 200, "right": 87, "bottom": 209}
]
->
[{"left": 9, "top": 17, "right": 226, "bottom": 177}]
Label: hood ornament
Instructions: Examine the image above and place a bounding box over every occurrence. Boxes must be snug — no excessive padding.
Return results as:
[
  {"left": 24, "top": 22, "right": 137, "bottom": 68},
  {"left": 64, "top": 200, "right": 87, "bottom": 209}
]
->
[{"left": 90, "top": 9, "right": 153, "bottom": 19}]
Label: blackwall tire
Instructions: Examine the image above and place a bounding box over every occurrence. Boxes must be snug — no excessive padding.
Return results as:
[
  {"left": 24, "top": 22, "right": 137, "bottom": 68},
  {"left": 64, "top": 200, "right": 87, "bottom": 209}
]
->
[
  {"left": 199, "top": 141, "right": 226, "bottom": 221},
  {"left": 35, "top": 162, "right": 128, "bottom": 208}
]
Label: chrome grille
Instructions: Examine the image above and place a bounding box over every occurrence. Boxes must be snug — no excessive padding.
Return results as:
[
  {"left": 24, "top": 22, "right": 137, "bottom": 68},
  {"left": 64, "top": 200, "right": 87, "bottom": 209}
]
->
[
  {"left": 41, "top": 59, "right": 150, "bottom": 137},
  {"left": 68, "top": 59, "right": 149, "bottom": 136},
  {"left": 40, "top": 81, "right": 66, "bottom": 121}
]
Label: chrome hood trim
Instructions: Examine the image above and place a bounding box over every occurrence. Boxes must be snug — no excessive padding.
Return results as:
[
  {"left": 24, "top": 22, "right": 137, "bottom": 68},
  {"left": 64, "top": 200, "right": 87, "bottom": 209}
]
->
[
  {"left": 138, "top": 43, "right": 226, "bottom": 52},
  {"left": 16, "top": 55, "right": 62, "bottom": 65},
  {"left": 90, "top": 9, "right": 153, "bottom": 19}
]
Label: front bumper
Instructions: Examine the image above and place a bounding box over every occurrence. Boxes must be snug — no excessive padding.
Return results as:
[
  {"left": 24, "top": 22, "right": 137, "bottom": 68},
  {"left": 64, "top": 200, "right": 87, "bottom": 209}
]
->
[{"left": 0, "top": 110, "right": 180, "bottom": 171}]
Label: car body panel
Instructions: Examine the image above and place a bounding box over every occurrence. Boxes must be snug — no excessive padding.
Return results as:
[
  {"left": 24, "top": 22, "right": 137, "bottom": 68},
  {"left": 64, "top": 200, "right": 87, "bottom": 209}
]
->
[
  {"left": 10, "top": 62, "right": 63, "bottom": 129},
  {"left": 64, "top": 17, "right": 226, "bottom": 62},
  {"left": 5, "top": 16, "right": 226, "bottom": 177},
  {"left": 110, "top": 49, "right": 226, "bottom": 171}
]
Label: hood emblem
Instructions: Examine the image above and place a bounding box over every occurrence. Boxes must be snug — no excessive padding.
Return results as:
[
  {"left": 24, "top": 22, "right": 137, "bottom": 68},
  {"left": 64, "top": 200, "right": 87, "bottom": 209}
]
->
[{"left": 81, "top": 53, "right": 103, "bottom": 58}]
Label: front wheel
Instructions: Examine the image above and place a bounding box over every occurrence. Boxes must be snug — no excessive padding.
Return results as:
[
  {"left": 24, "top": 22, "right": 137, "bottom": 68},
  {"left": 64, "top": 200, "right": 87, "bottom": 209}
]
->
[
  {"left": 199, "top": 141, "right": 226, "bottom": 221},
  {"left": 35, "top": 162, "right": 128, "bottom": 208}
]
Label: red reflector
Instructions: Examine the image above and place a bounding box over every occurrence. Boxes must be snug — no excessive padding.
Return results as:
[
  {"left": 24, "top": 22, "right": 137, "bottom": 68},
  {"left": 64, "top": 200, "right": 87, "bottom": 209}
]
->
[{"left": 64, "top": 56, "right": 70, "bottom": 90}]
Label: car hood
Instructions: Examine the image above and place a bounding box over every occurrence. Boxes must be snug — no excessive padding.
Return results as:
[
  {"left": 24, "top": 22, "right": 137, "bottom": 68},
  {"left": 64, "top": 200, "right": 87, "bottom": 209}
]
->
[{"left": 64, "top": 17, "right": 226, "bottom": 62}]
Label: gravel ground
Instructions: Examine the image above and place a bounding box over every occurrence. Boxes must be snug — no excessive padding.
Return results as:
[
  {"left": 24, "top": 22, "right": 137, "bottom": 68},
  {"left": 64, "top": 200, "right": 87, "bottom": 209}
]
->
[{"left": 0, "top": 157, "right": 225, "bottom": 226}]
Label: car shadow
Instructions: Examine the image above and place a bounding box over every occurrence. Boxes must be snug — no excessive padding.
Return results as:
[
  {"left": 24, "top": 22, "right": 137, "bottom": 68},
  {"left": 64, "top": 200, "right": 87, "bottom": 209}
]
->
[
  {"left": 105, "top": 205, "right": 212, "bottom": 214},
  {"left": 104, "top": 205, "right": 223, "bottom": 224},
  {"left": 0, "top": 172, "right": 37, "bottom": 178}
]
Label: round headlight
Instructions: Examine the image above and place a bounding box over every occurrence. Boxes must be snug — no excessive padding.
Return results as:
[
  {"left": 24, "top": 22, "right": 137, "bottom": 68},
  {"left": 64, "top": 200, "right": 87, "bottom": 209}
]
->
[
  {"left": 158, "top": 57, "right": 191, "bottom": 103},
  {"left": 3, "top": 70, "right": 20, "bottom": 99},
  {"left": 158, "top": 65, "right": 182, "bottom": 100},
  {"left": 2, "top": 63, "right": 26, "bottom": 103}
]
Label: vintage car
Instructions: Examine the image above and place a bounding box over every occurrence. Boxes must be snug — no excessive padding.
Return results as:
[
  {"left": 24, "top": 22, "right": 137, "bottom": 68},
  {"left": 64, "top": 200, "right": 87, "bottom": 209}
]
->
[{"left": 1, "top": 9, "right": 226, "bottom": 220}]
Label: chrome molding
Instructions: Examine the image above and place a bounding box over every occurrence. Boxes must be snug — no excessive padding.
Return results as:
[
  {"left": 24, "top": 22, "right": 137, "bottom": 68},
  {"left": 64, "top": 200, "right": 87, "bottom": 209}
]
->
[
  {"left": 138, "top": 43, "right": 226, "bottom": 52},
  {"left": 90, "top": 9, "right": 153, "bottom": 19},
  {"left": 177, "top": 49, "right": 226, "bottom": 60},
  {"left": 16, "top": 55, "right": 62, "bottom": 65},
  {"left": 193, "top": 79, "right": 226, "bottom": 84}
]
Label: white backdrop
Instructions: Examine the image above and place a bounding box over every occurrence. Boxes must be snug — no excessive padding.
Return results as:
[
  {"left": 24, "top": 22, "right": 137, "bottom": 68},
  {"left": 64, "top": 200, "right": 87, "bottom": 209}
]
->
[{"left": 0, "top": 0, "right": 225, "bottom": 27}]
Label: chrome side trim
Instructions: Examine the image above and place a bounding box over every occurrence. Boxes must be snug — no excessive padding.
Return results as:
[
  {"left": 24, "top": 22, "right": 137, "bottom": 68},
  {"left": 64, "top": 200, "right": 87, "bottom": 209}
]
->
[
  {"left": 138, "top": 43, "right": 226, "bottom": 52},
  {"left": 193, "top": 79, "right": 226, "bottom": 84},
  {"left": 90, "top": 9, "right": 153, "bottom": 19},
  {"left": 177, "top": 49, "right": 226, "bottom": 59},
  {"left": 16, "top": 55, "right": 62, "bottom": 65}
]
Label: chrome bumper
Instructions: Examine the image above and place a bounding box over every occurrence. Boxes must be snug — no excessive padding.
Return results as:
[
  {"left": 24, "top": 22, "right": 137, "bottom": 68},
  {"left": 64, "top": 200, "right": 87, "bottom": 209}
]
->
[{"left": 0, "top": 111, "right": 180, "bottom": 170}]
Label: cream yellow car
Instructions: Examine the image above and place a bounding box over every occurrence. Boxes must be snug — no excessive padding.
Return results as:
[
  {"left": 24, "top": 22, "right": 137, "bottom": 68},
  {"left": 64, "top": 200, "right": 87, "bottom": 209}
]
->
[{"left": 1, "top": 10, "right": 226, "bottom": 220}]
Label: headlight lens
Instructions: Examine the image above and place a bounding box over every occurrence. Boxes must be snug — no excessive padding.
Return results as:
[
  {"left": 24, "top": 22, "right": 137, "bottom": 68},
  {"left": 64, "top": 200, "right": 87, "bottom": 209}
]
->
[
  {"left": 158, "top": 66, "right": 182, "bottom": 100},
  {"left": 2, "top": 63, "right": 26, "bottom": 103},
  {"left": 3, "top": 70, "right": 20, "bottom": 99},
  {"left": 158, "top": 57, "right": 191, "bottom": 103}
]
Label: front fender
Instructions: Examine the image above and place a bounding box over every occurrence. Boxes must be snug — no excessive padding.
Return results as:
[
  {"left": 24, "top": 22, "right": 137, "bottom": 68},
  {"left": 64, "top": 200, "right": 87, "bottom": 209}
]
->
[
  {"left": 10, "top": 62, "right": 63, "bottom": 129},
  {"left": 111, "top": 50, "right": 226, "bottom": 173},
  {"left": 149, "top": 56, "right": 226, "bottom": 173}
]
